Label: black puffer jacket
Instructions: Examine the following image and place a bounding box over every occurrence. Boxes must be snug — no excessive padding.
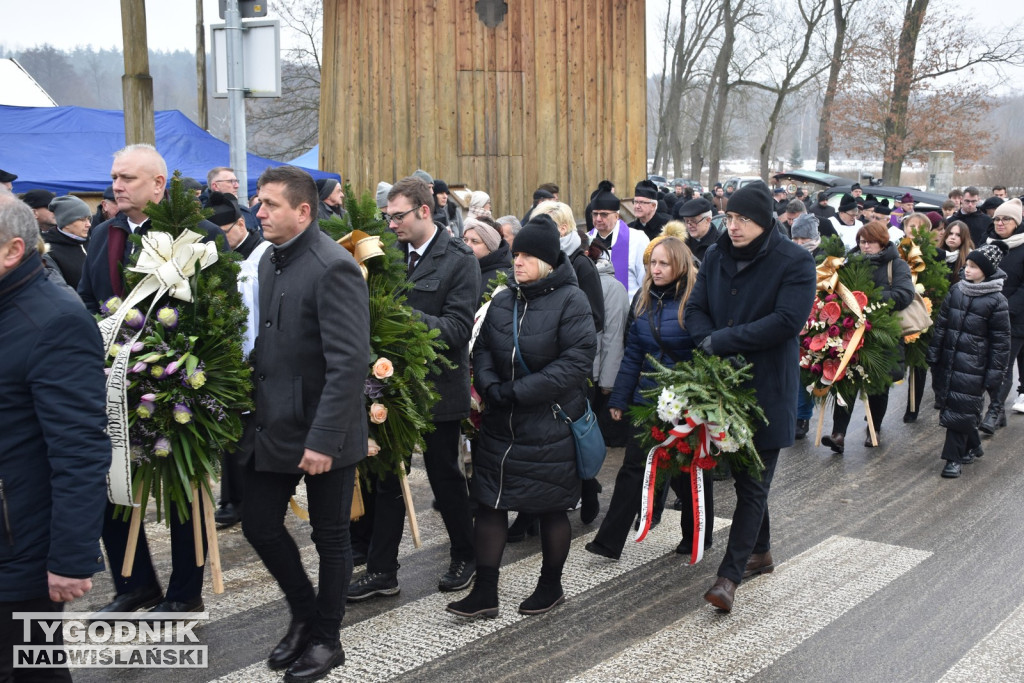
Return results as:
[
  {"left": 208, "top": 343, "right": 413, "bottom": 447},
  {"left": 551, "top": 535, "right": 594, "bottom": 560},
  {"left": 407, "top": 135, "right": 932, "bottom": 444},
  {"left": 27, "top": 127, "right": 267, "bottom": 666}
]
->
[
  {"left": 986, "top": 226, "right": 1024, "bottom": 337},
  {"left": 927, "top": 274, "right": 1011, "bottom": 431},
  {"left": 472, "top": 253, "right": 597, "bottom": 512}
]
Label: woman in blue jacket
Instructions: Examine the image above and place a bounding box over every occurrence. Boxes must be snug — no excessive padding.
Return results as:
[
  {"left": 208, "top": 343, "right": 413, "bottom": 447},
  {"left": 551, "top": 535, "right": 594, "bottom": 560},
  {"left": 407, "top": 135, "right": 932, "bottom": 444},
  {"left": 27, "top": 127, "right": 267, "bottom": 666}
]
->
[{"left": 585, "top": 236, "right": 711, "bottom": 560}]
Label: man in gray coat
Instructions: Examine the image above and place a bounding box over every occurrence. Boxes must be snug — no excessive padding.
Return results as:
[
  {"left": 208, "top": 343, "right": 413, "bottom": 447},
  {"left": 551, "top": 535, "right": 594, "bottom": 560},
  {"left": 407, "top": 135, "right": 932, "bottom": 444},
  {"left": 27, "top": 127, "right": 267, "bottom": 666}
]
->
[
  {"left": 242, "top": 165, "right": 370, "bottom": 681},
  {"left": 349, "top": 176, "right": 481, "bottom": 601}
]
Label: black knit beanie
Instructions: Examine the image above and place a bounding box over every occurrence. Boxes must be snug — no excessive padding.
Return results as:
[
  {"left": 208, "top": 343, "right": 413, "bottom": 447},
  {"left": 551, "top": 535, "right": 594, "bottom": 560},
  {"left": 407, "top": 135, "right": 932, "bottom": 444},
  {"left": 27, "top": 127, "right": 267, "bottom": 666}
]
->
[
  {"left": 316, "top": 178, "right": 338, "bottom": 201},
  {"left": 968, "top": 241, "right": 1008, "bottom": 278},
  {"left": 512, "top": 214, "right": 561, "bottom": 267},
  {"left": 725, "top": 180, "right": 773, "bottom": 230}
]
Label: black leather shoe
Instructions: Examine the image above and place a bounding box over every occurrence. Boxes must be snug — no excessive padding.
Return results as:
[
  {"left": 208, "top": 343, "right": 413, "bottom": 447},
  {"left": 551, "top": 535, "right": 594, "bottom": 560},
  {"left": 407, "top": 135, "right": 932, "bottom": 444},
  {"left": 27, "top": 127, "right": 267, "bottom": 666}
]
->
[
  {"left": 941, "top": 461, "right": 962, "bottom": 478},
  {"left": 584, "top": 540, "right": 620, "bottom": 561},
  {"left": 214, "top": 502, "right": 241, "bottom": 527},
  {"left": 821, "top": 433, "right": 845, "bottom": 454},
  {"left": 268, "top": 619, "right": 313, "bottom": 670},
  {"left": 142, "top": 598, "right": 204, "bottom": 617},
  {"left": 704, "top": 576, "right": 737, "bottom": 611},
  {"left": 439, "top": 558, "right": 476, "bottom": 592},
  {"left": 743, "top": 551, "right": 774, "bottom": 580},
  {"left": 284, "top": 639, "right": 344, "bottom": 682},
  {"left": 795, "top": 419, "right": 809, "bottom": 440},
  {"left": 93, "top": 585, "right": 163, "bottom": 615}
]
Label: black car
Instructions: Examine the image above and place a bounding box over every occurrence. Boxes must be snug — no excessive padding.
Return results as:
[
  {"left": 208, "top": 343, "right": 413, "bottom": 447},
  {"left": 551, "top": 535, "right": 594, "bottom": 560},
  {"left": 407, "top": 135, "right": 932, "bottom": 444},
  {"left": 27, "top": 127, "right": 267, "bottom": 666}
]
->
[{"left": 822, "top": 185, "right": 946, "bottom": 212}]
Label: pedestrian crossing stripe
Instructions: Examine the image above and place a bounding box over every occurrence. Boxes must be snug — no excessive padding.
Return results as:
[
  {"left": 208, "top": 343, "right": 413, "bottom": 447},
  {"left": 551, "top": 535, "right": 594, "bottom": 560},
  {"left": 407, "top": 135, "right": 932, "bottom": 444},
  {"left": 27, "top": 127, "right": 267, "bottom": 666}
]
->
[{"left": 939, "top": 599, "right": 1024, "bottom": 682}]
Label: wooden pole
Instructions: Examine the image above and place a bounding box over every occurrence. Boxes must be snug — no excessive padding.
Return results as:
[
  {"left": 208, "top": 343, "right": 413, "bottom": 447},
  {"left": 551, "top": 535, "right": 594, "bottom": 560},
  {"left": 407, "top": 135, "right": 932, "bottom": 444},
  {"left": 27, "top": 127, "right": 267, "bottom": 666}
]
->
[
  {"left": 121, "top": 485, "right": 145, "bottom": 577},
  {"left": 191, "top": 482, "right": 204, "bottom": 567},
  {"left": 814, "top": 403, "right": 827, "bottom": 447},
  {"left": 201, "top": 476, "right": 225, "bottom": 594},
  {"left": 195, "top": 0, "right": 208, "bottom": 130},
  {"left": 398, "top": 469, "right": 421, "bottom": 549},
  {"left": 119, "top": 0, "right": 155, "bottom": 145},
  {"left": 864, "top": 394, "right": 878, "bottom": 446},
  {"left": 909, "top": 371, "right": 917, "bottom": 413}
]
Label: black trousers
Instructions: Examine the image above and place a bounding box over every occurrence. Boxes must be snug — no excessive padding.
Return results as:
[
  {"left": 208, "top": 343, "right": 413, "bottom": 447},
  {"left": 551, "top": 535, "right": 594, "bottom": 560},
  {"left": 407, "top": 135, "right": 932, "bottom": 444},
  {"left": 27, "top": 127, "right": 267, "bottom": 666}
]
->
[
  {"left": 0, "top": 597, "right": 71, "bottom": 682},
  {"left": 994, "top": 336, "right": 1024, "bottom": 410},
  {"left": 219, "top": 415, "right": 252, "bottom": 508},
  {"left": 717, "top": 448, "right": 781, "bottom": 584},
  {"left": 941, "top": 427, "right": 981, "bottom": 463},
  {"left": 593, "top": 421, "right": 714, "bottom": 554},
  {"left": 365, "top": 420, "right": 474, "bottom": 574},
  {"left": 832, "top": 391, "right": 889, "bottom": 435},
  {"left": 101, "top": 496, "right": 207, "bottom": 603},
  {"left": 242, "top": 460, "right": 355, "bottom": 642}
]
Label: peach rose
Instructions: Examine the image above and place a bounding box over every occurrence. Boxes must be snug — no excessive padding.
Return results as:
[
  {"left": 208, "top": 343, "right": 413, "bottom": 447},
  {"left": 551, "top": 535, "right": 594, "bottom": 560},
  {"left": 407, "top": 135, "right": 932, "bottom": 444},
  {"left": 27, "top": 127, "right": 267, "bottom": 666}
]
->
[
  {"left": 372, "top": 357, "right": 395, "bottom": 379},
  {"left": 367, "top": 438, "right": 380, "bottom": 457},
  {"left": 369, "top": 403, "right": 388, "bottom": 424}
]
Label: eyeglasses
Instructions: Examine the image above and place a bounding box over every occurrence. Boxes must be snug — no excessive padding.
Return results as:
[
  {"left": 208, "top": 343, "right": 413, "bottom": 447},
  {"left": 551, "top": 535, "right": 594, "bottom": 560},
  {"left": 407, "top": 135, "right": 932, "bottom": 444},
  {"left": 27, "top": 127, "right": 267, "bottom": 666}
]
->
[
  {"left": 858, "top": 239, "right": 877, "bottom": 245},
  {"left": 723, "top": 215, "right": 753, "bottom": 226},
  {"left": 382, "top": 207, "right": 419, "bottom": 224},
  {"left": 684, "top": 217, "right": 708, "bottom": 227},
  {"left": 994, "top": 216, "right": 1017, "bottom": 223},
  {"left": 216, "top": 177, "right": 240, "bottom": 185},
  {"left": 631, "top": 199, "right": 656, "bottom": 207},
  {"left": 592, "top": 210, "right": 618, "bottom": 219}
]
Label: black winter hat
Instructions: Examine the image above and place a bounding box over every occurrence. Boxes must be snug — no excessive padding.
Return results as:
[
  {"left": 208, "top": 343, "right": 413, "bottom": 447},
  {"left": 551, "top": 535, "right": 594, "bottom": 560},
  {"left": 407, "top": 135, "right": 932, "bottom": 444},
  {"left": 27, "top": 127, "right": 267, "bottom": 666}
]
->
[
  {"left": 0, "top": 169, "right": 17, "bottom": 184},
  {"left": 634, "top": 179, "right": 659, "bottom": 200},
  {"left": 874, "top": 201, "right": 892, "bottom": 215},
  {"left": 838, "top": 193, "right": 858, "bottom": 213},
  {"left": 102, "top": 184, "right": 115, "bottom": 201},
  {"left": 206, "top": 191, "right": 242, "bottom": 227},
  {"left": 968, "top": 241, "right": 1008, "bottom": 278},
  {"left": 979, "top": 196, "right": 1004, "bottom": 213},
  {"left": 725, "top": 180, "right": 774, "bottom": 229},
  {"left": 533, "top": 188, "right": 555, "bottom": 202},
  {"left": 512, "top": 214, "right": 561, "bottom": 267},
  {"left": 677, "top": 197, "right": 713, "bottom": 218},
  {"left": 316, "top": 178, "right": 339, "bottom": 201},
  {"left": 591, "top": 188, "right": 620, "bottom": 211},
  {"left": 21, "top": 188, "right": 55, "bottom": 209},
  {"left": 433, "top": 179, "right": 451, "bottom": 195}
]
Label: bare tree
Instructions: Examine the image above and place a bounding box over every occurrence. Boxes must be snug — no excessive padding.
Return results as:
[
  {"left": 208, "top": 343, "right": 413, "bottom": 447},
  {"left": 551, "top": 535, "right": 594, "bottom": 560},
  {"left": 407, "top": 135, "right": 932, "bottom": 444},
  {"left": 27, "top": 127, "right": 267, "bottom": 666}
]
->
[{"left": 815, "top": 0, "right": 860, "bottom": 172}]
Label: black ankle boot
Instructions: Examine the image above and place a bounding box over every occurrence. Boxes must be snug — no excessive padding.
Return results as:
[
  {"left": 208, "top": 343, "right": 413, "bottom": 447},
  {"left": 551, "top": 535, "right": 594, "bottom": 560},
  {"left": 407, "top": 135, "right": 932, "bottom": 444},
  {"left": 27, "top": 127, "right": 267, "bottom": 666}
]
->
[
  {"left": 519, "top": 567, "right": 565, "bottom": 615},
  {"left": 445, "top": 566, "right": 498, "bottom": 618},
  {"left": 580, "top": 479, "right": 603, "bottom": 524}
]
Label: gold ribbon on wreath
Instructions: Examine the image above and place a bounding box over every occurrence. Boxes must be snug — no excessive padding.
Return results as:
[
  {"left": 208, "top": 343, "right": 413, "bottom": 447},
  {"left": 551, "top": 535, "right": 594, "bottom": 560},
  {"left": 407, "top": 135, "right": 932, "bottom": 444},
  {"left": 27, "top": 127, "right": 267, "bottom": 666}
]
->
[
  {"left": 338, "top": 230, "right": 385, "bottom": 280},
  {"left": 897, "top": 237, "right": 926, "bottom": 285},
  {"left": 813, "top": 256, "right": 867, "bottom": 397}
]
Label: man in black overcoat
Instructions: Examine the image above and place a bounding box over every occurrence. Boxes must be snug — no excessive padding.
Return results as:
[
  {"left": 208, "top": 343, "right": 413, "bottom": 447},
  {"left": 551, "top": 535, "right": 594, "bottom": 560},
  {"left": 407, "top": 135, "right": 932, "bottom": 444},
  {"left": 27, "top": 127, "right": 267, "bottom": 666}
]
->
[{"left": 685, "top": 180, "right": 816, "bottom": 612}]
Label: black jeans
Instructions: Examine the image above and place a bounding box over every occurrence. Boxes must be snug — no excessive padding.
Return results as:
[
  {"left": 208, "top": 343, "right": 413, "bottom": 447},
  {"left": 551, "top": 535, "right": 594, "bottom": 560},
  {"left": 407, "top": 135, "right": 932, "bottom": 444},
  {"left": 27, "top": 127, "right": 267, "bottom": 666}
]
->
[
  {"left": 242, "top": 460, "right": 355, "bottom": 642},
  {"left": 832, "top": 391, "right": 889, "bottom": 435},
  {"left": 219, "top": 414, "right": 252, "bottom": 508},
  {"left": 101, "top": 496, "right": 207, "bottom": 603},
  {"left": 593, "top": 421, "right": 714, "bottom": 553},
  {"left": 717, "top": 448, "right": 781, "bottom": 584},
  {"left": 365, "top": 420, "right": 474, "bottom": 574},
  {"left": 941, "top": 427, "right": 981, "bottom": 463},
  {"left": 0, "top": 597, "right": 71, "bottom": 682}
]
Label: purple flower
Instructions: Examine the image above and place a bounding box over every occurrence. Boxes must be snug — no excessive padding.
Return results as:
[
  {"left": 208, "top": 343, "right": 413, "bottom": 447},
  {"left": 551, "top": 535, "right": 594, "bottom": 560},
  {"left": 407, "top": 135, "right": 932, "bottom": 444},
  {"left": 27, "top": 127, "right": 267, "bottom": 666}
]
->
[
  {"left": 173, "top": 403, "right": 193, "bottom": 424},
  {"left": 364, "top": 378, "right": 386, "bottom": 399},
  {"left": 153, "top": 436, "right": 171, "bottom": 458},
  {"left": 165, "top": 360, "right": 180, "bottom": 375},
  {"left": 123, "top": 308, "right": 145, "bottom": 330},
  {"left": 100, "top": 297, "right": 123, "bottom": 316},
  {"left": 140, "top": 393, "right": 157, "bottom": 402},
  {"left": 131, "top": 362, "right": 148, "bottom": 374},
  {"left": 828, "top": 325, "right": 841, "bottom": 337},
  {"left": 156, "top": 307, "right": 179, "bottom": 329},
  {"left": 137, "top": 400, "right": 155, "bottom": 419},
  {"left": 842, "top": 317, "right": 854, "bottom": 329},
  {"left": 131, "top": 341, "right": 146, "bottom": 353},
  {"left": 811, "top": 363, "right": 823, "bottom": 374},
  {"left": 150, "top": 365, "right": 165, "bottom": 379}
]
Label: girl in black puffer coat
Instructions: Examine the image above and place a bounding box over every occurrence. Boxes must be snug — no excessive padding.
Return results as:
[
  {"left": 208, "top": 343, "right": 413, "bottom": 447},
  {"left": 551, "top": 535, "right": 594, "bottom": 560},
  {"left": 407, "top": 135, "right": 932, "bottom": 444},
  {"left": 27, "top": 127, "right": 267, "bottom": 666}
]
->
[
  {"left": 447, "top": 215, "right": 596, "bottom": 620},
  {"left": 928, "top": 242, "right": 1011, "bottom": 478}
]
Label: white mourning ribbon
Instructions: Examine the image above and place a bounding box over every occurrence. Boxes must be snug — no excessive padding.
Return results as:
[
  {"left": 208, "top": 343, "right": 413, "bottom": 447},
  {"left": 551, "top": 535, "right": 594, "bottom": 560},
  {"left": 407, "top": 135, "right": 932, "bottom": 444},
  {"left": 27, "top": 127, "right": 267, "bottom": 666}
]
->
[{"left": 97, "top": 230, "right": 219, "bottom": 505}]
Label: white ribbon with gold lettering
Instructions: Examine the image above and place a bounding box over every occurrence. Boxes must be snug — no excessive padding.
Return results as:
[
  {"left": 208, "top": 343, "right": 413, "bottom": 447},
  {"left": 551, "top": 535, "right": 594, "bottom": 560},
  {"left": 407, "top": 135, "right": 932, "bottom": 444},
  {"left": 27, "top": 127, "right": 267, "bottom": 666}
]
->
[{"left": 97, "top": 230, "right": 219, "bottom": 505}]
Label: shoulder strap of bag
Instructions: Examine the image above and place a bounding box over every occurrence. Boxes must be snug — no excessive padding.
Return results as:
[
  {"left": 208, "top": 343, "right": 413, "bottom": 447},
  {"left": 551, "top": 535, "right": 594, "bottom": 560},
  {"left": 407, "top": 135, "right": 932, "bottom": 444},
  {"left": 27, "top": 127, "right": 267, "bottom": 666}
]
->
[{"left": 512, "top": 295, "right": 532, "bottom": 376}]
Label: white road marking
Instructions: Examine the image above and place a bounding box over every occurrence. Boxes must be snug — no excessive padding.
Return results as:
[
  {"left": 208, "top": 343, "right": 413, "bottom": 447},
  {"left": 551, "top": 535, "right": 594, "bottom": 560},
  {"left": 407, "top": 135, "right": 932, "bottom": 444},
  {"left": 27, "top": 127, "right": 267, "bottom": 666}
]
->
[
  {"left": 213, "top": 510, "right": 730, "bottom": 682},
  {"left": 939, "top": 601, "right": 1024, "bottom": 682},
  {"left": 569, "top": 535, "right": 931, "bottom": 682}
]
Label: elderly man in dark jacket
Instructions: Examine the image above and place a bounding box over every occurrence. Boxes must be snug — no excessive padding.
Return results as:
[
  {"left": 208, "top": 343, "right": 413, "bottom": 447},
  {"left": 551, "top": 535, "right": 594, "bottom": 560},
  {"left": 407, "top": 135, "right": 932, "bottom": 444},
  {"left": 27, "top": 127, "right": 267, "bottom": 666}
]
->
[
  {"left": 0, "top": 192, "right": 110, "bottom": 682},
  {"left": 349, "top": 177, "right": 482, "bottom": 602},
  {"left": 677, "top": 197, "right": 718, "bottom": 262},
  {"left": 242, "top": 165, "right": 369, "bottom": 680},
  {"left": 685, "top": 180, "right": 816, "bottom": 612}
]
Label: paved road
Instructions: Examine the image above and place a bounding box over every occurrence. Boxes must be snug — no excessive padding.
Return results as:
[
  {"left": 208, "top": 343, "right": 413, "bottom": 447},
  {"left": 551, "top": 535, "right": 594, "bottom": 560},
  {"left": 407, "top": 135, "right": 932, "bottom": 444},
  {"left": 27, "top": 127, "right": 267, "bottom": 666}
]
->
[{"left": 67, "top": 387, "right": 1024, "bottom": 682}]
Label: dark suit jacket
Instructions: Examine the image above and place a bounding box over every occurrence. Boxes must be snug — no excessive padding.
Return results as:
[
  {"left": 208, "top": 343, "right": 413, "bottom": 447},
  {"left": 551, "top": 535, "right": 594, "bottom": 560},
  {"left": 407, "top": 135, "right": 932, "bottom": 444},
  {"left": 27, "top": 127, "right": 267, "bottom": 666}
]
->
[
  {"left": 249, "top": 222, "right": 370, "bottom": 473},
  {"left": 405, "top": 228, "right": 481, "bottom": 421}
]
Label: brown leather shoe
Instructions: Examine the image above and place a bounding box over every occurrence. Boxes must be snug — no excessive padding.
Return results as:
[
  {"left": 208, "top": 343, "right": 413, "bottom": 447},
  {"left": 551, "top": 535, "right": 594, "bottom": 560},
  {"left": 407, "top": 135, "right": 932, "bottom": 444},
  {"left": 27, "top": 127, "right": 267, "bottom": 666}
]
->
[
  {"left": 821, "top": 432, "right": 845, "bottom": 454},
  {"left": 743, "top": 551, "right": 774, "bottom": 580},
  {"left": 703, "top": 576, "right": 737, "bottom": 612}
]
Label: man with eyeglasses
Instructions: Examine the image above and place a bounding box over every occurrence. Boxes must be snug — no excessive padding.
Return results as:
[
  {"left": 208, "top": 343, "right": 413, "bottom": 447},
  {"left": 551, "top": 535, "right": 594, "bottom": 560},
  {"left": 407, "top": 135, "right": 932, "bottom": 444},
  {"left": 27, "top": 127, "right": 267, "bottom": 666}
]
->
[
  {"left": 206, "top": 166, "right": 260, "bottom": 234},
  {"left": 950, "top": 186, "right": 993, "bottom": 247},
  {"left": 349, "top": 176, "right": 481, "bottom": 603},
  {"left": 588, "top": 185, "right": 649, "bottom": 298},
  {"left": 677, "top": 197, "right": 718, "bottom": 262},
  {"left": 685, "top": 180, "right": 816, "bottom": 613},
  {"left": 629, "top": 179, "right": 668, "bottom": 241},
  {"left": 828, "top": 193, "right": 863, "bottom": 251}
]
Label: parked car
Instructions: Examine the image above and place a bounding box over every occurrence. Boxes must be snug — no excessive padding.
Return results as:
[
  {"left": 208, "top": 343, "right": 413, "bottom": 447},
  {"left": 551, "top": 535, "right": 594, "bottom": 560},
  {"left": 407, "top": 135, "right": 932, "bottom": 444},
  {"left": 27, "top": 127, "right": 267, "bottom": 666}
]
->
[
  {"left": 823, "top": 185, "right": 946, "bottom": 213},
  {"left": 648, "top": 174, "right": 670, "bottom": 192},
  {"left": 772, "top": 170, "right": 851, "bottom": 189},
  {"left": 724, "top": 176, "right": 763, "bottom": 191}
]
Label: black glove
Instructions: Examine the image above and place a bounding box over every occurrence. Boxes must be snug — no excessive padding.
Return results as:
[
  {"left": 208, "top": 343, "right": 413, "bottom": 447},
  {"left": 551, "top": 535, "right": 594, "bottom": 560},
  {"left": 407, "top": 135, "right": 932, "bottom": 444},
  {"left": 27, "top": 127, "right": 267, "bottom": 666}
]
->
[
  {"left": 723, "top": 355, "right": 745, "bottom": 370},
  {"left": 698, "top": 336, "right": 715, "bottom": 356},
  {"left": 486, "top": 382, "right": 515, "bottom": 409}
]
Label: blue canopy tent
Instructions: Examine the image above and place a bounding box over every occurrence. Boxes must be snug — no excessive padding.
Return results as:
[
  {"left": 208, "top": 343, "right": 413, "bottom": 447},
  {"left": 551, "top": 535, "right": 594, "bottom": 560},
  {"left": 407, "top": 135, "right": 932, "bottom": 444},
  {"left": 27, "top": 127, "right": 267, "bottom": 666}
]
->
[
  {"left": 287, "top": 144, "right": 320, "bottom": 170},
  {"left": 0, "top": 105, "right": 338, "bottom": 198}
]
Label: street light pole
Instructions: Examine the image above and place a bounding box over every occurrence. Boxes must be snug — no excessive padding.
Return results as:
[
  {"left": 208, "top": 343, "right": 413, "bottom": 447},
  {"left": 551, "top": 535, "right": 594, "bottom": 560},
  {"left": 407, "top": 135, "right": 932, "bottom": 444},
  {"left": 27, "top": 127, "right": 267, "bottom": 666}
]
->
[{"left": 225, "top": 0, "right": 248, "bottom": 203}]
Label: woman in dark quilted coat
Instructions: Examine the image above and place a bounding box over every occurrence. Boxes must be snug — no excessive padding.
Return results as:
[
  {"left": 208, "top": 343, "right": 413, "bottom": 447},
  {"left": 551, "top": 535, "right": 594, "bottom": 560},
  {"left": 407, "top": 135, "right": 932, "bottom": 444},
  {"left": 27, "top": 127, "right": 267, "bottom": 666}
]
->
[
  {"left": 447, "top": 215, "right": 595, "bottom": 619},
  {"left": 585, "top": 236, "right": 707, "bottom": 561},
  {"left": 928, "top": 242, "right": 1011, "bottom": 478}
]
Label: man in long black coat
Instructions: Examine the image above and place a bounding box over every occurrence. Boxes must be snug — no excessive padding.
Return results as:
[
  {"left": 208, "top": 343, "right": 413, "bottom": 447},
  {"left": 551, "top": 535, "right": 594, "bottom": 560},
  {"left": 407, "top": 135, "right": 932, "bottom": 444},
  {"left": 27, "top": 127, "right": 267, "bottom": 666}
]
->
[{"left": 685, "top": 180, "right": 816, "bottom": 612}]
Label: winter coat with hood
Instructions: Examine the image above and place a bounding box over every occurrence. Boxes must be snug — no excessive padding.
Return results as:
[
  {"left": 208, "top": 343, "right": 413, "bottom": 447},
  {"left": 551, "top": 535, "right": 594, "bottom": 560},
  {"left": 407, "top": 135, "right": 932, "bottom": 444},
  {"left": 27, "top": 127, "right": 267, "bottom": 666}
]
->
[
  {"left": 986, "top": 224, "right": 1024, "bottom": 336},
  {"left": 471, "top": 252, "right": 596, "bottom": 512},
  {"left": 927, "top": 271, "right": 1011, "bottom": 432}
]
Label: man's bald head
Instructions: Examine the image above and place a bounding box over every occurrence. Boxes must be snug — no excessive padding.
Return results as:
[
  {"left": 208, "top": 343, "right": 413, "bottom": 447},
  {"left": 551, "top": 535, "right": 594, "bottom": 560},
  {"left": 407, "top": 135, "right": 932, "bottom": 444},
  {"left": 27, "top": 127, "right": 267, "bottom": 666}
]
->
[{"left": 110, "top": 144, "right": 167, "bottom": 223}]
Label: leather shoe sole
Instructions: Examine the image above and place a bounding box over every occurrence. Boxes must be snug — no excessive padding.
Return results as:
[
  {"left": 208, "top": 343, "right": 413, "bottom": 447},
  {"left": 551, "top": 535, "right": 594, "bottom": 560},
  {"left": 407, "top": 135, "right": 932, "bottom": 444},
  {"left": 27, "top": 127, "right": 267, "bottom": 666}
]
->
[{"left": 445, "top": 603, "right": 499, "bottom": 619}]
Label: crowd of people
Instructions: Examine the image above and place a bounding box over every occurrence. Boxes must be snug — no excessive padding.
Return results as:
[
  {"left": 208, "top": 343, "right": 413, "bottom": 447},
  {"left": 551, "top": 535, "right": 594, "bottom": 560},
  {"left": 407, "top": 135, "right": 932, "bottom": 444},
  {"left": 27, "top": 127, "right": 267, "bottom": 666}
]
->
[{"left": 1, "top": 154, "right": 1021, "bottom": 681}]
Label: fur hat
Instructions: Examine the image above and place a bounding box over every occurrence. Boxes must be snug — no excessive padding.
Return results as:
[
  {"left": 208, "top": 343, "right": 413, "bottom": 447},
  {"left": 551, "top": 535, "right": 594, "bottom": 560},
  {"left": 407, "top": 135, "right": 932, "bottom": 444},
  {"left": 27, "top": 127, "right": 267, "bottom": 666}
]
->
[
  {"left": 994, "top": 198, "right": 1022, "bottom": 226},
  {"left": 726, "top": 180, "right": 774, "bottom": 229},
  {"left": 205, "top": 191, "right": 242, "bottom": 227},
  {"left": 791, "top": 213, "right": 820, "bottom": 240},
  {"left": 463, "top": 217, "right": 502, "bottom": 254},
  {"left": 634, "top": 179, "right": 659, "bottom": 200},
  {"left": 968, "top": 241, "right": 1008, "bottom": 278},
  {"left": 838, "top": 193, "right": 858, "bottom": 213},
  {"left": 874, "top": 201, "right": 892, "bottom": 216},
  {"left": 512, "top": 214, "right": 561, "bottom": 267},
  {"left": 48, "top": 195, "right": 92, "bottom": 229},
  {"left": 644, "top": 221, "right": 688, "bottom": 264},
  {"left": 316, "top": 178, "right": 339, "bottom": 201},
  {"left": 21, "top": 188, "right": 55, "bottom": 209}
]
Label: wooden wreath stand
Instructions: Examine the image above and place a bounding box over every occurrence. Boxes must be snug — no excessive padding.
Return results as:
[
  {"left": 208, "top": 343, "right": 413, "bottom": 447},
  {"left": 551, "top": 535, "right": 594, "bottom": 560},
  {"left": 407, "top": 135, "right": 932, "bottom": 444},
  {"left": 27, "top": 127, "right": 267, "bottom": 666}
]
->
[{"left": 813, "top": 390, "right": 877, "bottom": 448}]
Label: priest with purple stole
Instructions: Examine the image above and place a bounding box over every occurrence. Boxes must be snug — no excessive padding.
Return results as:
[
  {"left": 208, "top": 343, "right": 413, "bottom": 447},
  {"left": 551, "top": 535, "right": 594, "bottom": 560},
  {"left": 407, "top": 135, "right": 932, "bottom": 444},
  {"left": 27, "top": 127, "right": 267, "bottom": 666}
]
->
[{"left": 588, "top": 187, "right": 650, "bottom": 299}]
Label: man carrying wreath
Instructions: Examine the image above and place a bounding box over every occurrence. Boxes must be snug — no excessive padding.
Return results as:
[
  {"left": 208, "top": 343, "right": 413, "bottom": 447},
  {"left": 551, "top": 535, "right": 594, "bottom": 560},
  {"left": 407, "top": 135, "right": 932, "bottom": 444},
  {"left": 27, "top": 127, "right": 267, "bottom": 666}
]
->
[{"left": 685, "top": 180, "right": 816, "bottom": 612}]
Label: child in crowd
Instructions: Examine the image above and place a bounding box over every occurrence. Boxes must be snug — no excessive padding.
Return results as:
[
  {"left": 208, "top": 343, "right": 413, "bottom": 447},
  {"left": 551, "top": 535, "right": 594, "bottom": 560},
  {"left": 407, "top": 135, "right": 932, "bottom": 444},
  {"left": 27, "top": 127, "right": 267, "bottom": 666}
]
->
[{"left": 927, "top": 242, "right": 1011, "bottom": 478}]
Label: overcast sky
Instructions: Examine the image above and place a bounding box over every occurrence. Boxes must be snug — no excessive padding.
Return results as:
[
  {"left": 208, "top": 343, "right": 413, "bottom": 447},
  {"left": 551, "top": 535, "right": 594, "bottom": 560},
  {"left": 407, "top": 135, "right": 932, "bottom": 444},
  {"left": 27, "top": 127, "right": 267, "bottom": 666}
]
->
[{"left": 2, "top": 0, "right": 1021, "bottom": 79}]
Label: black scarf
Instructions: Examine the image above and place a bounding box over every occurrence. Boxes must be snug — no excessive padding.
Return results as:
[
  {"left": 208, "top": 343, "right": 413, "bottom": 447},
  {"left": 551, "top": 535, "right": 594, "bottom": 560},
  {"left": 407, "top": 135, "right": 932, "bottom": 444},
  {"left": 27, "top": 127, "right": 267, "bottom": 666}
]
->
[{"left": 727, "top": 227, "right": 770, "bottom": 261}]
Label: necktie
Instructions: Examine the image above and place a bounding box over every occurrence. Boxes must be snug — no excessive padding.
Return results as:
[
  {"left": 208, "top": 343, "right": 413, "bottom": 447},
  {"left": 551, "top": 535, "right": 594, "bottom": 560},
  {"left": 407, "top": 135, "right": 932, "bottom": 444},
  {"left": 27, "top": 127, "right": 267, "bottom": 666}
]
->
[{"left": 408, "top": 251, "right": 420, "bottom": 275}]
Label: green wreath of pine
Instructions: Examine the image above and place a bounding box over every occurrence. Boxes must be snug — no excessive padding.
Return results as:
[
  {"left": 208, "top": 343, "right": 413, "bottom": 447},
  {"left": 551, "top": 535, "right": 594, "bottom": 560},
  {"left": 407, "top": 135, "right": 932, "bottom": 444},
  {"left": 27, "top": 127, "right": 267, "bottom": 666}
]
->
[{"left": 904, "top": 224, "right": 950, "bottom": 369}]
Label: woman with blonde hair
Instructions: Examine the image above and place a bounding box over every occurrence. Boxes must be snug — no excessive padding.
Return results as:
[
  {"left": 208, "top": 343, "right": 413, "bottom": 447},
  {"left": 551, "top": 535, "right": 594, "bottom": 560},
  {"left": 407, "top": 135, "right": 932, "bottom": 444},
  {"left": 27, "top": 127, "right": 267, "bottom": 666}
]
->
[{"left": 585, "top": 236, "right": 710, "bottom": 560}]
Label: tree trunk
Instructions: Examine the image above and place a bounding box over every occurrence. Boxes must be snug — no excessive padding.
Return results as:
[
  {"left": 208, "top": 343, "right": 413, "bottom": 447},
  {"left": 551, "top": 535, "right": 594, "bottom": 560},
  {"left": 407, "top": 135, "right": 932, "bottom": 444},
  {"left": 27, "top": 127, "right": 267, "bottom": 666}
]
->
[
  {"left": 706, "top": 0, "right": 736, "bottom": 187},
  {"left": 816, "top": 0, "right": 849, "bottom": 173},
  {"left": 882, "top": 0, "right": 929, "bottom": 185}
]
